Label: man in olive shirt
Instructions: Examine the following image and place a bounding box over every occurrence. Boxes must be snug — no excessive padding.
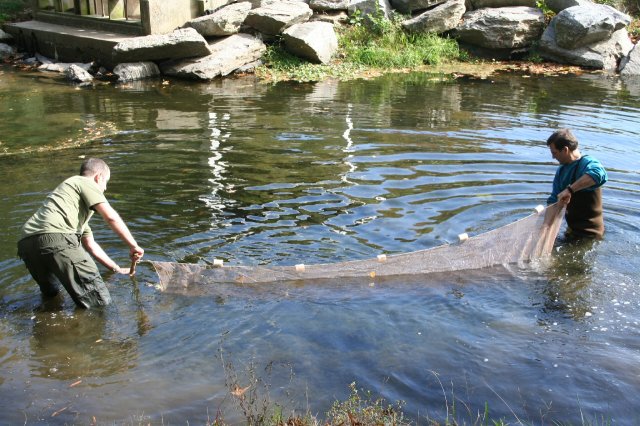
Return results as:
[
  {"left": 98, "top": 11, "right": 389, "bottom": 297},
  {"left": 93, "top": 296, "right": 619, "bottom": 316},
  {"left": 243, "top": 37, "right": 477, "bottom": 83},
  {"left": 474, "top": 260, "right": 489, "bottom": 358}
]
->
[{"left": 17, "top": 158, "right": 144, "bottom": 308}]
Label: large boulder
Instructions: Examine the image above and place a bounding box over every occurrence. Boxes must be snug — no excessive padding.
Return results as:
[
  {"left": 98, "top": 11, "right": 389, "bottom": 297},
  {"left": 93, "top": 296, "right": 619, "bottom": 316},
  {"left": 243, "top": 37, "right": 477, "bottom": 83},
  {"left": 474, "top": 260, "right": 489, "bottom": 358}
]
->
[
  {"left": 390, "top": 0, "right": 446, "bottom": 14},
  {"left": 283, "top": 21, "right": 338, "bottom": 64},
  {"left": 402, "top": 0, "right": 466, "bottom": 35},
  {"left": 113, "top": 28, "right": 211, "bottom": 63},
  {"left": 540, "top": 24, "right": 633, "bottom": 70},
  {"left": 552, "top": 4, "right": 631, "bottom": 50},
  {"left": 455, "top": 7, "right": 544, "bottom": 49},
  {"left": 348, "top": 0, "right": 393, "bottom": 22},
  {"left": 620, "top": 44, "right": 640, "bottom": 75},
  {"left": 184, "top": 2, "right": 252, "bottom": 36},
  {"left": 309, "top": 0, "right": 350, "bottom": 11},
  {"left": 161, "top": 33, "right": 266, "bottom": 80},
  {"left": 545, "top": 0, "right": 592, "bottom": 14},
  {"left": 244, "top": 1, "right": 313, "bottom": 36},
  {"left": 0, "top": 43, "right": 15, "bottom": 59},
  {"left": 113, "top": 62, "right": 161, "bottom": 81},
  {"left": 469, "top": 0, "right": 535, "bottom": 8}
]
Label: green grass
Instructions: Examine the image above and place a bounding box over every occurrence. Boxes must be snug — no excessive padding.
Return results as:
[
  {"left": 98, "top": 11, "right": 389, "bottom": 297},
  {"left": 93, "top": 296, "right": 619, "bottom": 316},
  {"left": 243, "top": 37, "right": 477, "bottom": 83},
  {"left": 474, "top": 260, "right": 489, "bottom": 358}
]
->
[
  {"left": 0, "top": 0, "right": 28, "bottom": 24},
  {"left": 257, "top": 8, "right": 461, "bottom": 83}
]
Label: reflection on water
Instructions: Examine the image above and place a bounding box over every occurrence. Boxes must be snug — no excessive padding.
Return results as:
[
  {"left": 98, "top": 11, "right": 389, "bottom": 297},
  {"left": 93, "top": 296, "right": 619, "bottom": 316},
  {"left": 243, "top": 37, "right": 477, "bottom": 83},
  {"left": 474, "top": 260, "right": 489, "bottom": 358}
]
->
[
  {"left": 30, "top": 307, "right": 138, "bottom": 381},
  {"left": 1, "top": 65, "right": 640, "bottom": 423}
]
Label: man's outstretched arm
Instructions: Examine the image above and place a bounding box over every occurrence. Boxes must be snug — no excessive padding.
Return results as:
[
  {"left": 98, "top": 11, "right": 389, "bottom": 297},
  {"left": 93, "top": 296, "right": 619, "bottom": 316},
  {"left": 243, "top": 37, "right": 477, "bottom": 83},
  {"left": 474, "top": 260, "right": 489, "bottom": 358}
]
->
[{"left": 93, "top": 202, "right": 144, "bottom": 262}]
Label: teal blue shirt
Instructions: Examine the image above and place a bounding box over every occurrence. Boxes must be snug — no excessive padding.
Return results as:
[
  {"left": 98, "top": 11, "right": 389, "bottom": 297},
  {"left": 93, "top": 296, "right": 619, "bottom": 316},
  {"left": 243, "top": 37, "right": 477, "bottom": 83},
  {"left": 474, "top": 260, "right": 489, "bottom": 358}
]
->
[{"left": 547, "top": 155, "right": 607, "bottom": 204}]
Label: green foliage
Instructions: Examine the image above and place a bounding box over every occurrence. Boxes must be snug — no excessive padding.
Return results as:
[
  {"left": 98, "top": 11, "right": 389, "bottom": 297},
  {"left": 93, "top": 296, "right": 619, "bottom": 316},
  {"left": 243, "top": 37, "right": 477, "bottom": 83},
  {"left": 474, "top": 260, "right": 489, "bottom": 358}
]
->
[
  {"left": 536, "top": 0, "right": 555, "bottom": 18},
  {"left": 258, "top": 6, "right": 461, "bottom": 82},
  {"left": 258, "top": 43, "right": 365, "bottom": 82},
  {"left": 0, "top": 0, "right": 28, "bottom": 23},
  {"left": 325, "top": 382, "right": 409, "bottom": 426},
  {"left": 339, "top": 7, "right": 460, "bottom": 68}
]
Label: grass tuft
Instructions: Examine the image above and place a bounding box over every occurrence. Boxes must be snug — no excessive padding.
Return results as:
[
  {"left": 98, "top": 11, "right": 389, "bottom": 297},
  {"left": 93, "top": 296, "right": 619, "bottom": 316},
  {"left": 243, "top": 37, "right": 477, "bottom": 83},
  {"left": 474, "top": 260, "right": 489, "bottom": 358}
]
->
[{"left": 258, "top": 8, "right": 461, "bottom": 82}]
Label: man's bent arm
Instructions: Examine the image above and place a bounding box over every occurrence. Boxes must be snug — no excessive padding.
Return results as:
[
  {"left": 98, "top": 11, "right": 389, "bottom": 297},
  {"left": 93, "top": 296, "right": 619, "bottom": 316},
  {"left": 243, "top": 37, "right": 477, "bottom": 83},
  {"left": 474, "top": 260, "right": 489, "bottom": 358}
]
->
[
  {"left": 93, "top": 202, "right": 144, "bottom": 260},
  {"left": 82, "top": 234, "right": 129, "bottom": 274},
  {"left": 557, "top": 174, "right": 597, "bottom": 205}
]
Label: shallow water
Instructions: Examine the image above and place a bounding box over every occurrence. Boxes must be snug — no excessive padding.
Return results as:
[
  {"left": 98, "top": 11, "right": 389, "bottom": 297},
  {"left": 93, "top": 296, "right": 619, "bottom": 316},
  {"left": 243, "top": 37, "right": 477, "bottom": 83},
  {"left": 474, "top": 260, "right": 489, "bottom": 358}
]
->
[{"left": 1, "top": 66, "right": 640, "bottom": 424}]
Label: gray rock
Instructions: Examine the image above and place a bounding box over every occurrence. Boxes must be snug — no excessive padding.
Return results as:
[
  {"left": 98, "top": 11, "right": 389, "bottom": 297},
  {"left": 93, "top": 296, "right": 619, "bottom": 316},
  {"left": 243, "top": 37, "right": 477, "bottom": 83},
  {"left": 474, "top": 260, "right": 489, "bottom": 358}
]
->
[
  {"left": 65, "top": 64, "right": 93, "bottom": 83},
  {"left": 0, "top": 43, "right": 15, "bottom": 59},
  {"left": 553, "top": 4, "right": 631, "bottom": 50},
  {"left": 234, "top": 59, "right": 264, "bottom": 73},
  {"left": 184, "top": 2, "right": 252, "bottom": 36},
  {"left": 348, "top": 0, "right": 393, "bottom": 22},
  {"left": 620, "top": 43, "right": 640, "bottom": 75},
  {"left": 456, "top": 7, "right": 544, "bottom": 49},
  {"left": 540, "top": 24, "right": 633, "bottom": 70},
  {"left": 38, "top": 62, "right": 93, "bottom": 73},
  {"left": 309, "top": 0, "right": 349, "bottom": 10},
  {"left": 161, "top": 33, "right": 267, "bottom": 80},
  {"left": 402, "top": 0, "right": 466, "bottom": 35},
  {"left": 36, "top": 53, "right": 54, "bottom": 64},
  {"left": 310, "top": 10, "right": 350, "bottom": 24},
  {"left": 545, "top": 0, "right": 592, "bottom": 13},
  {"left": 244, "top": 1, "right": 313, "bottom": 35},
  {"left": 0, "top": 29, "right": 13, "bottom": 42},
  {"left": 470, "top": 0, "right": 535, "bottom": 8},
  {"left": 390, "top": 0, "right": 446, "bottom": 14},
  {"left": 113, "top": 28, "right": 211, "bottom": 62},
  {"left": 113, "top": 62, "right": 161, "bottom": 81},
  {"left": 283, "top": 21, "right": 338, "bottom": 63}
]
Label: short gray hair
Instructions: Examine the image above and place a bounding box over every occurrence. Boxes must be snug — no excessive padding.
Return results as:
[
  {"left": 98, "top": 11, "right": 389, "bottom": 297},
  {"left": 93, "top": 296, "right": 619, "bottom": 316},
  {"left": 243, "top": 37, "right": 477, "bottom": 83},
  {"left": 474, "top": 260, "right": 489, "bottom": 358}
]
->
[{"left": 79, "top": 158, "right": 110, "bottom": 177}]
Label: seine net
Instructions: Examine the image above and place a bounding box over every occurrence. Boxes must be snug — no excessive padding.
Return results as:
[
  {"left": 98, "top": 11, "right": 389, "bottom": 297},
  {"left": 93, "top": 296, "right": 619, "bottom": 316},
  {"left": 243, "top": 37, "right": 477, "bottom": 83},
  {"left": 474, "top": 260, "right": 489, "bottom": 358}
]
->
[{"left": 150, "top": 203, "right": 565, "bottom": 292}]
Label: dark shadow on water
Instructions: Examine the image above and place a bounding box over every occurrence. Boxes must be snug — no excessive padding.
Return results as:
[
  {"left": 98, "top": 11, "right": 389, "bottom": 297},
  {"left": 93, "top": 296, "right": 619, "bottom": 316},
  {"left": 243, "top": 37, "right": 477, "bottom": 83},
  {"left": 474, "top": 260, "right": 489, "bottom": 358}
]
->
[
  {"left": 29, "top": 304, "right": 139, "bottom": 381},
  {"left": 540, "top": 235, "right": 600, "bottom": 319}
]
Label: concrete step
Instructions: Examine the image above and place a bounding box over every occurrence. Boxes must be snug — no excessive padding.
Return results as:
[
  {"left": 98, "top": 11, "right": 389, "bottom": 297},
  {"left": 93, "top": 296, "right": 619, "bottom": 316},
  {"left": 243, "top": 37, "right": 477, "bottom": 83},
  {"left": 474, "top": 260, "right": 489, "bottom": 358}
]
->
[{"left": 4, "top": 20, "right": 141, "bottom": 68}]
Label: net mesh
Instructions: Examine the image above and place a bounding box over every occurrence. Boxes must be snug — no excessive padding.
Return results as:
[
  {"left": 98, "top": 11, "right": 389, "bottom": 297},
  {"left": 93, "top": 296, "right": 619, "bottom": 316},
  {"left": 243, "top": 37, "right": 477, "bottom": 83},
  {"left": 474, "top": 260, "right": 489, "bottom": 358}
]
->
[{"left": 150, "top": 203, "right": 565, "bottom": 292}]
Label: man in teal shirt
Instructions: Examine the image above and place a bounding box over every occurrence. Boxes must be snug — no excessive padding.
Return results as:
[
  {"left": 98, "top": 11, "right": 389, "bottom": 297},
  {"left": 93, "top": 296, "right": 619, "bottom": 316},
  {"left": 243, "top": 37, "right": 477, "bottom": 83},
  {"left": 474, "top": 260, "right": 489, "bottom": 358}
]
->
[
  {"left": 546, "top": 129, "right": 607, "bottom": 238},
  {"left": 17, "top": 158, "right": 144, "bottom": 308}
]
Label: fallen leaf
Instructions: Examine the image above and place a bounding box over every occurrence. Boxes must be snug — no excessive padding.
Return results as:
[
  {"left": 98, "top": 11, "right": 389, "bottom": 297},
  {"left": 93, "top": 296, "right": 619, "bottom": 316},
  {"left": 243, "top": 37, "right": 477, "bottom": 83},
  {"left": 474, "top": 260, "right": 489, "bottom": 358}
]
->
[
  {"left": 52, "top": 406, "right": 69, "bottom": 417},
  {"left": 231, "top": 385, "right": 250, "bottom": 397}
]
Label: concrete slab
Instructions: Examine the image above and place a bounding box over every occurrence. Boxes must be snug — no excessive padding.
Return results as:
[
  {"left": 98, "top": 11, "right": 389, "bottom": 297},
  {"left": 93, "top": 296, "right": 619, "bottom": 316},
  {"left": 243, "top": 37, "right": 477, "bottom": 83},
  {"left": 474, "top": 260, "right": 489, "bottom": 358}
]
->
[{"left": 4, "top": 20, "right": 139, "bottom": 68}]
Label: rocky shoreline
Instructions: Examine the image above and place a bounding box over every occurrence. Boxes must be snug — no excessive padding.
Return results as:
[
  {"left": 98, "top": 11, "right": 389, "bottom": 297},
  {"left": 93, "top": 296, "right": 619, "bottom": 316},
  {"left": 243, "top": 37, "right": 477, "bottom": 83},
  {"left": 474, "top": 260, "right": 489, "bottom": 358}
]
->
[{"left": 1, "top": 0, "right": 639, "bottom": 83}]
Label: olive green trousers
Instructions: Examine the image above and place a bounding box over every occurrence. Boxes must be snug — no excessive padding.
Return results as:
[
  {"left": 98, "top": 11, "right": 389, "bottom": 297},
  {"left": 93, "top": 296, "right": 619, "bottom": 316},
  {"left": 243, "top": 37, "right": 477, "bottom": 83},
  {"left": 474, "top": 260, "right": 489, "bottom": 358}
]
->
[{"left": 17, "top": 233, "right": 111, "bottom": 308}]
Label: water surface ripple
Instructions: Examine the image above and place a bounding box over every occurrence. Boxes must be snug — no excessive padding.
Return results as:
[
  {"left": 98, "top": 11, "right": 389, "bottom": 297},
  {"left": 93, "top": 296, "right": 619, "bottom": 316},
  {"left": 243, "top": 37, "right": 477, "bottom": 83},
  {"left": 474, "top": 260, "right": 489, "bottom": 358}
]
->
[{"left": 1, "top": 68, "right": 639, "bottom": 423}]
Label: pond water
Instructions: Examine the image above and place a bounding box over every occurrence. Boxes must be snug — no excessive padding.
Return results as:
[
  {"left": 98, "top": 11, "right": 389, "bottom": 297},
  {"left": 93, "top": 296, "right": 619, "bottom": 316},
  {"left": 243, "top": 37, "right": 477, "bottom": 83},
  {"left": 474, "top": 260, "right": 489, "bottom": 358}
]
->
[{"left": 1, "top": 66, "right": 640, "bottom": 424}]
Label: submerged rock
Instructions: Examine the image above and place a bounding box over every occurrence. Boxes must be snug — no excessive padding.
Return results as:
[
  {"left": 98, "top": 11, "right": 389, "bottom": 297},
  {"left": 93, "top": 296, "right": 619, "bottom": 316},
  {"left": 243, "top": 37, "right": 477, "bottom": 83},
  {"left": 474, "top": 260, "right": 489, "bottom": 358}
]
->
[
  {"left": 113, "top": 62, "right": 161, "bottom": 81},
  {"left": 0, "top": 43, "right": 15, "bottom": 59},
  {"left": 65, "top": 64, "right": 93, "bottom": 83},
  {"left": 0, "top": 29, "right": 13, "bottom": 42},
  {"left": 38, "top": 62, "right": 93, "bottom": 73}
]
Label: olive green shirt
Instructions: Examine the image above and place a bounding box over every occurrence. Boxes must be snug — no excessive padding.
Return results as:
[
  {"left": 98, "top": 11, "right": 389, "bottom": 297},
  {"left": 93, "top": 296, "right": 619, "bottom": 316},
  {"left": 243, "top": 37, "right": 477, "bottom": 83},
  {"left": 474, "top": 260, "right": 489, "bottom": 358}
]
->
[{"left": 21, "top": 175, "right": 107, "bottom": 239}]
